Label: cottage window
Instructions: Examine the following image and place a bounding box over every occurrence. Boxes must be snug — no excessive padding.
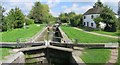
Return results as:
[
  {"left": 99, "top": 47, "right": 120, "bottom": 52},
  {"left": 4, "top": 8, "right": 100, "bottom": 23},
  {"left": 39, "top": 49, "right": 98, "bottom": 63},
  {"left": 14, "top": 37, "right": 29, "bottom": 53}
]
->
[
  {"left": 91, "top": 15, "right": 94, "bottom": 19},
  {"left": 84, "top": 16, "right": 86, "bottom": 19},
  {"left": 91, "top": 23, "right": 94, "bottom": 27},
  {"left": 87, "top": 22, "right": 89, "bottom": 27},
  {"left": 84, "top": 22, "right": 86, "bottom": 25}
]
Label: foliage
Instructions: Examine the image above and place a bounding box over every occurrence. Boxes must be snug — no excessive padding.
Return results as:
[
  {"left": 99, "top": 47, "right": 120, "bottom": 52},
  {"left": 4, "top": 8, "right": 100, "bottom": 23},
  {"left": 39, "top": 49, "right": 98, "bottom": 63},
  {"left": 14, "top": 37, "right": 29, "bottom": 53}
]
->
[
  {"left": 1, "top": 7, "right": 25, "bottom": 31},
  {"left": 28, "top": 2, "right": 52, "bottom": 24},
  {"left": 93, "top": 5, "right": 117, "bottom": 32},
  {"left": 25, "top": 17, "right": 34, "bottom": 25},
  {"left": 59, "top": 12, "right": 83, "bottom": 27},
  {"left": 117, "top": 17, "right": 120, "bottom": 30},
  {"left": 100, "top": 5, "right": 117, "bottom": 32},
  {"left": 59, "top": 13, "right": 69, "bottom": 23},
  {"left": 93, "top": 17, "right": 102, "bottom": 28},
  {"left": 61, "top": 26, "right": 118, "bottom": 43},
  {"left": 0, "top": 5, "right": 6, "bottom": 31}
]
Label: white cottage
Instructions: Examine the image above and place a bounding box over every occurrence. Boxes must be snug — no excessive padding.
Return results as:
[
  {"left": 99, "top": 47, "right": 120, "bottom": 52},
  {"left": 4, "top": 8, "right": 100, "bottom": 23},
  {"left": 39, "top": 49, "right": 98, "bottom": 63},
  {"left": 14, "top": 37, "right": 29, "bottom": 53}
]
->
[{"left": 83, "top": 0, "right": 118, "bottom": 29}]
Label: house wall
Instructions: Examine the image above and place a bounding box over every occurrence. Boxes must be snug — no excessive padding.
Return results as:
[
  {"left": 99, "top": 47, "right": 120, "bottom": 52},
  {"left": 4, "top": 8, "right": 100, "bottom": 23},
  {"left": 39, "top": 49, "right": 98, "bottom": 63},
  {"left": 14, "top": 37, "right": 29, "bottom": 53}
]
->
[{"left": 83, "top": 14, "right": 100, "bottom": 28}]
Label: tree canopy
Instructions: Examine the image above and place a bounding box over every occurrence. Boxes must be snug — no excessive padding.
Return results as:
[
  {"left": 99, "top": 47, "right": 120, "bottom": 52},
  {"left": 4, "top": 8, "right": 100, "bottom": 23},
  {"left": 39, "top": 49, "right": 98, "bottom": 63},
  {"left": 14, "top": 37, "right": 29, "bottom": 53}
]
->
[
  {"left": 1, "top": 7, "right": 26, "bottom": 31},
  {"left": 59, "top": 12, "right": 83, "bottom": 27},
  {"left": 94, "top": 5, "right": 117, "bottom": 32},
  {"left": 28, "top": 2, "right": 52, "bottom": 24},
  {"left": 0, "top": 5, "right": 5, "bottom": 31}
]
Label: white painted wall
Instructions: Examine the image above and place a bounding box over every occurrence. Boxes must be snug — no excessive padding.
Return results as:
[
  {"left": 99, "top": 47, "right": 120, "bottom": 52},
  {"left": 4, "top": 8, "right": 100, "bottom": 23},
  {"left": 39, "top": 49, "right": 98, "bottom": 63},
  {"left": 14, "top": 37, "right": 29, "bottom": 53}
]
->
[{"left": 83, "top": 14, "right": 100, "bottom": 28}]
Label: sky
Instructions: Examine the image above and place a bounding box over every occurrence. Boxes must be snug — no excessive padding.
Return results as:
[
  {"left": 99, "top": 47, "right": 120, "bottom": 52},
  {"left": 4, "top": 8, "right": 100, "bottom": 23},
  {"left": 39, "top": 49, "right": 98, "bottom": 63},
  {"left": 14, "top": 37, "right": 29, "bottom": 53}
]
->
[{"left": 0, "top": 0, "right": 120, "bottom": 17}]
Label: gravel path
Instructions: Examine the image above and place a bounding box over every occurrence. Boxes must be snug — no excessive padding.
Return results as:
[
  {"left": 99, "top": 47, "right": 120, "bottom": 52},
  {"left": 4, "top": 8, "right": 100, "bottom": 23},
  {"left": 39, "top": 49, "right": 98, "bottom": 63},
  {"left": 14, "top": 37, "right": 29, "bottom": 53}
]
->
[{"left": 106, "top": 49, "right": 118, "bottom": 65}]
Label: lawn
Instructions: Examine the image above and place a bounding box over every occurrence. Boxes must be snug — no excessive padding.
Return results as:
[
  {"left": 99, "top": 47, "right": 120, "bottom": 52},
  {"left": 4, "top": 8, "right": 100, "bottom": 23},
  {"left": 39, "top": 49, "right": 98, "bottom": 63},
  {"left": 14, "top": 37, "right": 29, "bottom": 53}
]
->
[
  {"left": 61, "top": 26, "right": 118, "bottom": 43},
  {"left": 0, "top": 24, "right": 44, "bottom": 42},
  {"left": 92, "top": 30, "right": 120, "bottom": 36},
  {"left": 80, "top": 49, "right": 111, "bottom": 65},
  {"left": 0, "top": 48, "right": 12, "bottom": 60}
]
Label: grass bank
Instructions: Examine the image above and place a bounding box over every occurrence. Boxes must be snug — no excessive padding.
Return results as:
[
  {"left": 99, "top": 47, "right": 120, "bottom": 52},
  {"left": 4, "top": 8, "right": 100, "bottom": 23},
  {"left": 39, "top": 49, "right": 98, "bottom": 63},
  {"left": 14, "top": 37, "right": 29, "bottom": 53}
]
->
[
  {"left": 80, "top": 49, "right": 111, "bottom": 65},
  {"left": 92, "top": 30, "right": 120, "bottom": 36},
  {"left": 0, "top": 48, "right": 12, "bottom": 60},
  {"left": 0, "top": 24, "right": 44, "bottom": 42},
  {"left": 61, "top": 26, "right": 118, "bottom": 43}
]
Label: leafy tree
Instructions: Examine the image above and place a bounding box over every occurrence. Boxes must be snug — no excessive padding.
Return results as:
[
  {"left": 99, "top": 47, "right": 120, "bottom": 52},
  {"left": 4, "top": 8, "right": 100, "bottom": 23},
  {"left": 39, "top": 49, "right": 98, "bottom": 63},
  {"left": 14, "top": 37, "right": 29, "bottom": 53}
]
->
[
  {"left": 59, "top": 12, "right": 83, "bottom": 27},
  {"left": 94, "top": 5, "right": 117, "bottom": 32},
  {"left": 24, "top": 17, "right": 34, "bottom": 25},
  {"left": 6, "top": 7, "right": 25, "bottom": 29},
  {"left": 59, "top": 13, "right": 69, "bottom": 23},
  {"left": 93, "top": 17, "right": 102, "bottom": 28},
  {"left": 28, "top": 2, "right": 51, "bottom": 24},
  {"left": 117, "top": 17, "right": 120, "bottom": 30},
  {"left": 0, "top": 5, "right": 7, "bottom": 31},
  {"left": 100, "top": 5, "right": 117, "bottom": 32}
]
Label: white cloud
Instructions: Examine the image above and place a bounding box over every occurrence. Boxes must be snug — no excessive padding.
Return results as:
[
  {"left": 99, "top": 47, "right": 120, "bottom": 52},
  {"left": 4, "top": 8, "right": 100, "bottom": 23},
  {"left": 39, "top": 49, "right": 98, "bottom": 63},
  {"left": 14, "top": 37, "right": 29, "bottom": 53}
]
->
[
  {"left": 63, "top": 3, "right": 92, "bottom": 14},
  {"left": 50, "top": 10, "right": 60, "bottom": 17},
  {"left": 47, "top": 0, "right": 60, "bottom": 8}
]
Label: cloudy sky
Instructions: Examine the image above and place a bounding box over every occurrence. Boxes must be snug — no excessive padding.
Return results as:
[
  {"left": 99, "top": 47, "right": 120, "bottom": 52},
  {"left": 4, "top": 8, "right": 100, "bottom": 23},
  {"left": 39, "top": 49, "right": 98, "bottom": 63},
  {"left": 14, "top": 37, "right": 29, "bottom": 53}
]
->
[{"left": 0, "top": 0, "right": 120, "bottom": 17}]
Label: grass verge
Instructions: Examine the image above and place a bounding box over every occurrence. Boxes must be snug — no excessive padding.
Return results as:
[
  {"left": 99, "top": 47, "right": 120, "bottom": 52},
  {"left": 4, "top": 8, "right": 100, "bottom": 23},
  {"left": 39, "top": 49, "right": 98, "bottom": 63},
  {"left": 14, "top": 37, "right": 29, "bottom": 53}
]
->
[
  {"left": 92, "top": 30, "right": 120, "bottom": 36},
  {"left": 0, "top": 24, "right": 44, "bottom": 42},
  {"left": 80, "top": 49, "right": 111, "bottom": 65},
  {"left": 0, "top": 48, "right": 12, "bottom": 60},
  {"left": 61, "top": 26, "right": 118, "bottom": 43}
]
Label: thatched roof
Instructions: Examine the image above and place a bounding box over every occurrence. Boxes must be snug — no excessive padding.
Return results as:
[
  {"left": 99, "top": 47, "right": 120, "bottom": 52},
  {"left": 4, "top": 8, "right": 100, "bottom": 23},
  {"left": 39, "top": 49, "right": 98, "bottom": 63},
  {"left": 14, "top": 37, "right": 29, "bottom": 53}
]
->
[{"left": 84, "top": 7, "right": 102, "bottom": 15}]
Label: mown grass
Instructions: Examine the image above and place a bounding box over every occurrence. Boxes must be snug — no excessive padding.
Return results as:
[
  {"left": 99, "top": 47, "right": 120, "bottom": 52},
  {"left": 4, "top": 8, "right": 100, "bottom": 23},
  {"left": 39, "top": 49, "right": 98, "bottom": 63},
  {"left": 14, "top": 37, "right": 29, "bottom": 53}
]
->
[
  {"left": 0, "top": 24, "right": 44, "bottom": 42},
  {"left": 80, "top": 49, "right": 111, "bottom": 65},
  {"left": 61, "top": 26, "right": 118, "bottom": 43},
  {"left": 92, "top": 30, "right": 120, "bottom": 36},
  {"left": 0, "top": 48, "right": 12, "bottom": 60}
]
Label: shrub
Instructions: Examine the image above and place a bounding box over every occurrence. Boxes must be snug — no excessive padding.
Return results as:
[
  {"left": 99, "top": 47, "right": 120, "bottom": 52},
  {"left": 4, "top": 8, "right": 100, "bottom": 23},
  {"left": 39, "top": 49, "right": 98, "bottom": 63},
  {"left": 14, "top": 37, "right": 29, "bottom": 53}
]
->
[{"left": 25, "top": 18, "right": 34, "bottom": 25}]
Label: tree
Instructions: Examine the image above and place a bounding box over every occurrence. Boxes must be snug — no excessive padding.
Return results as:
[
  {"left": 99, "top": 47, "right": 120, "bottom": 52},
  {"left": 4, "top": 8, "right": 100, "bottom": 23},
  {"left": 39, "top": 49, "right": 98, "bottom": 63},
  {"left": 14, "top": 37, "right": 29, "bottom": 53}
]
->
[
  {"left": 2, "top": 8, "right": 25, "bottom": 31},
  {"left": 5, "top": 7, "right": 25, "bottom": 30},
  {"left": 94, "top": 5, "right": 117, "bottom": 32},
  {"left": 93, "top": 17, "right": 102, "bottom": 28},
  {"left": 100, "top": 5, "right": 117, "bottom": 32},
  {"left": 28, "top": 2, "right": 51, "bottom": 24},
  {"left": 59, "top": 13, "right": 69, "bottom": 23},
  {"left": 59, "top": 12, "right": 83, "bottom": 27},
  {"left": 0, "top": 5, "right": 7, "bottom": 31},
  {"left": 117, "top": 17, "right": 120, "bottom": 30}
]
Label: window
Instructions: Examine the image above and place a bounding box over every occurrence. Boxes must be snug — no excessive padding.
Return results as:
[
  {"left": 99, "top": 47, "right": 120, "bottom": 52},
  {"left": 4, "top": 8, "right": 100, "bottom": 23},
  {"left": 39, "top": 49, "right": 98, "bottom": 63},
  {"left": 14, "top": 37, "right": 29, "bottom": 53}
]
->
[
  {"left": 84, "top": 22, "right": 86, "bottom": 25},
  {"left": 84, "top": 16, "right": 86, "bottom": 19},
  {"left": 91, "top": 23, "right": 94, "bottom": 27},
  {"left": 87, "top": 22, "right": 89, "bottom": 27},
  {"left": 91, "top": 15, "right": 94, "bottom": 19}
]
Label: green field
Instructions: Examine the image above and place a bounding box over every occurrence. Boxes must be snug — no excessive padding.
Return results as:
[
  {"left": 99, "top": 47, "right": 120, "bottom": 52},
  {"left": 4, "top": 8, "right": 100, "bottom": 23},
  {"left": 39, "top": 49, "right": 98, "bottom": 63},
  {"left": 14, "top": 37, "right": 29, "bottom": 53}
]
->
[
  {"left": 0, "top": 24, "right": 44, "bottom": 42},
  {"left": 80, "top": 49, "right": 111, "bottom": 65},
  {"left": 92, "top": 30, "right": 120, "bottom": 36},
  {"left": 0, "top": 48, "right": 12, "bottom": 60},
  {"left": 61, "top": 26, "right": 118, "bottom": 43}
]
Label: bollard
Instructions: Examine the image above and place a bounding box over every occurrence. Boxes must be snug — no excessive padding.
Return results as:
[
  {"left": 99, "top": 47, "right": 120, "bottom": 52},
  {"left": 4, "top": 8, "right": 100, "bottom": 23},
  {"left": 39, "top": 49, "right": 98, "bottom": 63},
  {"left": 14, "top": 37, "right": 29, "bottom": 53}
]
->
[{"left": 74, "top": 39, "right": 78, "bottom": 44}]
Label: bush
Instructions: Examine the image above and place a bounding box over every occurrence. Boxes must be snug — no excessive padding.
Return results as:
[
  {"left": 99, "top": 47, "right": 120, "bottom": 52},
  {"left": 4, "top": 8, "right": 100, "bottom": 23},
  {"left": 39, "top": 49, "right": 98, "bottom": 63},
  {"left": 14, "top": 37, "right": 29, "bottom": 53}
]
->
[
  {"left": 81, "top": 26, "right": 100, "bottom": 31},
  {"left": 25, "top": 18, "right": 34, "bottom": 25},
  {"left": 1, "top": 24, "right": 7, "bottom": 31}
]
